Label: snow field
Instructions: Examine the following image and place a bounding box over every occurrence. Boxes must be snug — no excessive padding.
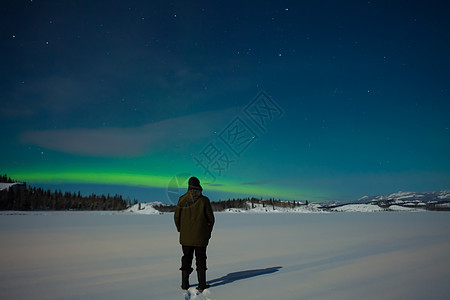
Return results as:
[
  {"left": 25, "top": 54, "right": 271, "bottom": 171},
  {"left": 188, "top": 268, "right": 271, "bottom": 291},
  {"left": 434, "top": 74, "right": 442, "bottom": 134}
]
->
[{"left": 0, "top": 212, "right": 449, "bottom": 299}]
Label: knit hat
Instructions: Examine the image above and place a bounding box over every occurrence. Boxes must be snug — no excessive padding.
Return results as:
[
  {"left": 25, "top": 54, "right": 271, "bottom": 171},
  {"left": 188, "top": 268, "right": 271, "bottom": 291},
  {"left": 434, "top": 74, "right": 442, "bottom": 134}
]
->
[{"left": 188, "top": 176, "right": 203, "bottom": 191}]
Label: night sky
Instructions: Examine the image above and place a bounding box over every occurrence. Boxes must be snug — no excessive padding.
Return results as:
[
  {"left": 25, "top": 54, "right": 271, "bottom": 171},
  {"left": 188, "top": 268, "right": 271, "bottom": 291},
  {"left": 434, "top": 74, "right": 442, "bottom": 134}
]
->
[{"left": 1, "top": 0, "right": 449, "bottom": 203}]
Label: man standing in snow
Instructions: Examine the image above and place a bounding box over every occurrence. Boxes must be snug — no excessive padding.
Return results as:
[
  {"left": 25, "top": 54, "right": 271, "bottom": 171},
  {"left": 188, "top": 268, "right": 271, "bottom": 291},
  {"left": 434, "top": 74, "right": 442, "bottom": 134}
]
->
[{"left": 174, "top": 176, "right": 215, "bottom": 292}]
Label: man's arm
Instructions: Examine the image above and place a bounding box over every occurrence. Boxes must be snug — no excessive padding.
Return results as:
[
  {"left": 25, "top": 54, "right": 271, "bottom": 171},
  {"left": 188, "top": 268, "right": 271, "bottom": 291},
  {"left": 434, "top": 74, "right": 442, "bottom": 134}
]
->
[
  {"left": 204, "top": 197, "right": 215, "bottom": 232},
  {"left": 174, "top": 204, "right": 181, "bottom": 232}
]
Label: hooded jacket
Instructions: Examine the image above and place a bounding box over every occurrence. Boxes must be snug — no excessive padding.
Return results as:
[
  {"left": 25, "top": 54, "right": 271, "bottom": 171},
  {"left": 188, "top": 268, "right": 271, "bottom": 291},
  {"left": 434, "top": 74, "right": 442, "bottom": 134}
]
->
[{"left": 174, "top": 189, "right": 215, "bottom": 247}]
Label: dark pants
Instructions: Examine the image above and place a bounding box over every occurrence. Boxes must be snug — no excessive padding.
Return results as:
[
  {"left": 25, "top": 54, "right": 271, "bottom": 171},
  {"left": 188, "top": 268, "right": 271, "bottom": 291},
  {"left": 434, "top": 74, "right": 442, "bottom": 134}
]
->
[{"left": 181, "top": 245, "right": 207, "bottom": 271}]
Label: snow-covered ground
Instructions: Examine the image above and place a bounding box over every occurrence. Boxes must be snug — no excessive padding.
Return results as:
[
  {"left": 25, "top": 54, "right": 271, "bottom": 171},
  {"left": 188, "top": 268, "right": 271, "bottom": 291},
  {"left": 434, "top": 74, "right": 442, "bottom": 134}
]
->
[
  {"left": 126, "top": 202, "right": 163, "bottom": 214},
  {"left": 329, "top": 204, "right": 386, "bottom": 212},
  {"left": 0, "top": 182, "right": 22, "bottom": 191},
  {"left": 148, "top": 201, "right": 437, "bottom": 214},
  {"left": 126, "top": 201, "right": 421, "bottom": 214},
  {"left": 1, "top": 211, "right": 449, "bottom": 299},
  {"left": 221, "top": 202, "right": 325, "bottom": 213}
]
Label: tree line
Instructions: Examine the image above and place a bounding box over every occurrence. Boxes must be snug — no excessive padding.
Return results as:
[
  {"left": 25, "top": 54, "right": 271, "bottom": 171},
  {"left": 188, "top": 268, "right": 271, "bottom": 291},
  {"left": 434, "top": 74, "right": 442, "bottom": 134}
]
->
[
  {"left": 0, "top": 174, "right": 16, "bottom": 183},
  {"left": 0, "top": 174, "right": 134, "bottom": 211},
  {"left": 154, "top": 197, "right": 308, "bottom": 213}
]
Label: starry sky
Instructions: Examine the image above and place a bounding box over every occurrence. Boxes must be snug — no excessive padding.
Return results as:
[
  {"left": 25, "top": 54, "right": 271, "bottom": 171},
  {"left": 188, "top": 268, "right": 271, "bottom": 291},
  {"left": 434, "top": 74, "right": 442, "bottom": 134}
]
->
[{"left": 1, "top": 0, "right": 449, "bottom": 203}]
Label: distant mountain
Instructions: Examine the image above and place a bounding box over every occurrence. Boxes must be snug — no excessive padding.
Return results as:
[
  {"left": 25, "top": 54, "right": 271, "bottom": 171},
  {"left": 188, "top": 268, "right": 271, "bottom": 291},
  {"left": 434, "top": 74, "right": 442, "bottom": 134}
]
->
[
  {"left": 356, "top": 190, "right": 450, "bottom": 204},
  {"left": 147, "top": 190, "right": 450, "bottom": 213}
]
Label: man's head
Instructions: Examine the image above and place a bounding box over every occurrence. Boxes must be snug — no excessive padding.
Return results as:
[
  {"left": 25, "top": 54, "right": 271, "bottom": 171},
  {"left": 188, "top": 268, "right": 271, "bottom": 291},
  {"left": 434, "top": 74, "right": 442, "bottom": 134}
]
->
[{"left": 188, "top": 176, "right": 203, "bottom": 191}]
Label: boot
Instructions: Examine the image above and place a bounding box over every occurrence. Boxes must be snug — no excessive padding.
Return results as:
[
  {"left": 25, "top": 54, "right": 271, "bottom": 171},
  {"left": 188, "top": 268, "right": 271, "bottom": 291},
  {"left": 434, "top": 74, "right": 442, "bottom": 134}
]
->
[
  {"left": 181, "top": 270, "right": 190, "bottom": 290},
  {"left": 197, "top": 269, "right": 210, "bottom": 292}
]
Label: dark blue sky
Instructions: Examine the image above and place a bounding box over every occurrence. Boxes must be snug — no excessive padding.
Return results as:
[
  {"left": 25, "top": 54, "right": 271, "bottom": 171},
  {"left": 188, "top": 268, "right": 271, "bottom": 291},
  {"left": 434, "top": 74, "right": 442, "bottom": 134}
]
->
[{"left": 1, "top": 0, "right": 449, "bottom": 203}]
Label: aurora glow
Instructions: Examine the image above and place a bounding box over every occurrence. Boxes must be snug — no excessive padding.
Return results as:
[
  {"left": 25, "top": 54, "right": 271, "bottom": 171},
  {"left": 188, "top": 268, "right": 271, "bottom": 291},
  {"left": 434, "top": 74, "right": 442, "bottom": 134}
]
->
[
  {"left": 8, "top": 169, "right": 303, "bottom": 198},
  {"left": 1, "top": 1, "right": 449, "bottom": 203}
]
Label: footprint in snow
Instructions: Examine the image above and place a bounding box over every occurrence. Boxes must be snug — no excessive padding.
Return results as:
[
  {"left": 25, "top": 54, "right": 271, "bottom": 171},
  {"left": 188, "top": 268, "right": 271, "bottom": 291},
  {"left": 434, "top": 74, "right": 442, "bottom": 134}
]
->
[{"left": 184, "top": 287, "right": 211, "bottom": 300}]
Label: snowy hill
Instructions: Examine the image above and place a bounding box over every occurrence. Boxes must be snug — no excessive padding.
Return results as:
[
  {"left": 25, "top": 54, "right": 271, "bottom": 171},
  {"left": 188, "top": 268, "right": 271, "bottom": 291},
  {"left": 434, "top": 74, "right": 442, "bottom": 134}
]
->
[
  {"left": 125, "top": 202, "right": 162, "bottom": 215},
  {"left": 139, "top": 197, "right": 450, "bottom": 214},
  {"left": 356, "top": 190, "right": 450, "bottom": 204},
  {"left": 0, "top": 182, "right": 25, "bottom": 191},
  {"left": 350, "top": 190, "right": 450, "bottom": 211},
  {"left": 219, "top": 202, "right": 325, "bottom": 213}
]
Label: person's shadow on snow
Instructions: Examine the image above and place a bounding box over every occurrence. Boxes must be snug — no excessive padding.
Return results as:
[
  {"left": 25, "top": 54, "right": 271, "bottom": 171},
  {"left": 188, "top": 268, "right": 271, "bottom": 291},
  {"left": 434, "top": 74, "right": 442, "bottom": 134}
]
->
[{"left": 208, "top": 266, "right": 282, "bottom": 287}]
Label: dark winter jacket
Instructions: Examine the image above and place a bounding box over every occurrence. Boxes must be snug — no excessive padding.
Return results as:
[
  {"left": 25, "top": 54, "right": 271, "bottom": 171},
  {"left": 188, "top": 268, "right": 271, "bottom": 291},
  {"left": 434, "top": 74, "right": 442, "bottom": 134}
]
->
[{"left": 174, "top": 189, "right": 215, "bottom": 247}]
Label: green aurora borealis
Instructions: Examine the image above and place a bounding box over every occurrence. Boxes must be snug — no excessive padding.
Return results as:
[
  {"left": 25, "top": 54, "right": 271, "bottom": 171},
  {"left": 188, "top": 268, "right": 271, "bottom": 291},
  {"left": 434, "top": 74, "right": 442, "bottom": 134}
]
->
[{"left": 1, "top": 1, "right": 449, "bottom": 203}]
